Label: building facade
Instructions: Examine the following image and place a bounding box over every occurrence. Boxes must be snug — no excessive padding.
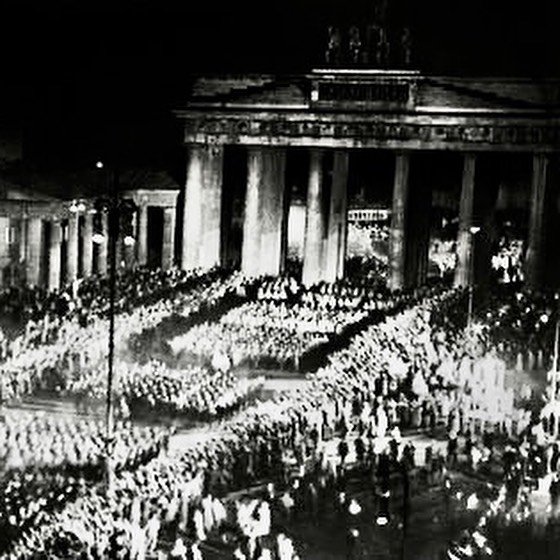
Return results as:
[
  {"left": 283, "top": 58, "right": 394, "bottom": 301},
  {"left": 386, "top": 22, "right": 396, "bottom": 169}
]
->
[
  {"left": 0, "top": 175, "right": 179, "bottom": 290},
  {"left": 175, "top": 69, "right": 560, "bottom": 289}
]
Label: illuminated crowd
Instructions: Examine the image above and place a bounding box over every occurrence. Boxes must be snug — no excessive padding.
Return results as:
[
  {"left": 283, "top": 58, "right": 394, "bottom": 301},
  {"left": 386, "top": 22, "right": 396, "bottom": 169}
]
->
[{"left": 1, "top": 261, "right": 560, "bottom": 559}]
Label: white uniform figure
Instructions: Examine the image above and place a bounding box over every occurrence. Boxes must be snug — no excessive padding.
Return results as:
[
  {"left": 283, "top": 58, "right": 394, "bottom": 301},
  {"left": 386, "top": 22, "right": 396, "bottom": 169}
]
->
[
  {"left": 194, "top": 509, "right": 206, "bottom": 542},
  {"left": 256, "top": 500, "right": 271, "bottom": 537},
  {"left": 376, "top": 406, "right": 388, "bottom": 439}
]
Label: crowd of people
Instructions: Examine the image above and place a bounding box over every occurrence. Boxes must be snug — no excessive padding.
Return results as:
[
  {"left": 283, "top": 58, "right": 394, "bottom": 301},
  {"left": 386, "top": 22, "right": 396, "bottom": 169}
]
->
[
  {"left": 429, "top": 239, "right": 457, "bottom": 279},
  {"left": 491, "top": 238, "right": 524, "bottom": 284},
  {"left": 0, "top": 285, "right": 458, "bottom": 559},
  {"left": 471, "top": 287, "right": 557, "bottom": 372},
  {"left": 3, "top": 261, "right": 560, "bottom": 558},
  {"left": 168, "top": 278, "right": 411, "bottom": 371},
  {"left": 0, "top": 410, "right": 171, "bottom": 554},
  {"left": 67, "top": 359, "right": 264, "bottom": 421},
  {"left": 0, "top": 270, "right": 249, "bottom": 403},
  {"left": 0, "top": 267, "right": 226, "bottom": 349}
]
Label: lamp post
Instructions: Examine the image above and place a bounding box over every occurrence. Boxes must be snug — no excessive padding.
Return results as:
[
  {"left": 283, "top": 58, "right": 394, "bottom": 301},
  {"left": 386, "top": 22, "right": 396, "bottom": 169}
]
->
[
  {"left": 551, "top": 293, "right": 560, "bottom": 402},
  {"left": 467, "top": 226, "right": 481, "bottom": 328},
  {"left": 92, "top": 162, "right": 136, "bottom": 491}
]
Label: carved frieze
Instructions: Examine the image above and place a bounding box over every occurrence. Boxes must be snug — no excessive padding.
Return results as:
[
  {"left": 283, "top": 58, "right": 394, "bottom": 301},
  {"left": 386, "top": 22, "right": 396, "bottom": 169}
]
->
[{"left": 184, "top": 115, "right": 560, "bottom": 150}]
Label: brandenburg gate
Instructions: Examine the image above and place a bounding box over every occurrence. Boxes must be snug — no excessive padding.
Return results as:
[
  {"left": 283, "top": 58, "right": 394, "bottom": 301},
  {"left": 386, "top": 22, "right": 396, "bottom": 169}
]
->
[{"left": 175, "top": 69, "right": 560, "bottom": 290}]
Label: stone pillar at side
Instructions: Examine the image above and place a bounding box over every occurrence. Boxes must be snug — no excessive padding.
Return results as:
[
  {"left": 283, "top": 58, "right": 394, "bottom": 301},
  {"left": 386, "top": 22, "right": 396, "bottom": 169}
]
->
[
  {"left": 0, "top": 217, "right": 10, "bottom": 286},
  {"left": 243, "top": 146, "right": 287, "bottom": 277},
  {"left": 182, "top": 144, "right": 224, "bottom": 271},
  {"left": 66, "top": 213, "right": 79, "bottom": 283},
  {"left": 82, "top": 211, "right": 93, "bottom": 278},
  {"left": 137, "top": 203, "right": 148, "bottom": 266},
  {"left": 525, "top": 154, "right": 550, "bottom": 289},
  {"left": 242, "top": 147, "right": 264, "bottom": 276},
  {"left": 324, "top": 150, "right": 349, "bottom": 283},
  {"left": 26, "top": 217, "right": 43, "bottom": 287},
  {"left": 454, "top": 153, "right": 477, "bottom": 288},
  {"left": 97, "top": 212, "right": 109, "bottom": 275},
  {"left": 49, "top": 220, "right": 63, "bottom": 291},
  {"left": 199, "top": 145, "right": 224, "bottom": 270},
  {"left": 162, "top": 206, "right": 176, "bottom": 269},
  {"left": 302, "top": 149, "right": 327, "bottom": 286},
  {"left": 388, "top": 153, "right": 410, "bottom": 291}
]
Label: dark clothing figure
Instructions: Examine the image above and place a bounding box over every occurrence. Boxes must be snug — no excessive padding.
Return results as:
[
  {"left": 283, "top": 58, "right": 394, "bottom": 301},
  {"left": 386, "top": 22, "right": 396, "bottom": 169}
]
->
[
  {"left": 326, "top": 27, "right": 342, "bottom": 66},
  {"left": 355, "top": 437, "right": 365, "bottom": 465}
]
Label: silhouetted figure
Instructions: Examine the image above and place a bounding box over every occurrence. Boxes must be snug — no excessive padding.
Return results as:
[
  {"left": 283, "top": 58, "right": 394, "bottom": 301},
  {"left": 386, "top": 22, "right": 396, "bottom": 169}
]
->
[
  {"left": 373, "top": 0, "right": 389, "bottom": 25},
  {"left": 348, "top": 26, "right": 362, "bottom": 65},
  {"left": 376, "top": 27, "right": 390, "bottom": 67},
  {"left": 401, "top": 27, "right": 412, "bottom": 67},
  {"left": 326, "top": 27, "right": 342, "bottom": 66}
]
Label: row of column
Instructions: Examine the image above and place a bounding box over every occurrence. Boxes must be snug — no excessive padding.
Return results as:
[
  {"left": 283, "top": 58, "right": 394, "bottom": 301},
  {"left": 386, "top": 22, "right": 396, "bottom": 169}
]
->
[
  {"left": 302, "top": 149, "right": 349, "bottom": 285},
  {"left": 453, "top": 152, "right": 552, "bottom": 290},
  {"left": 13, "top": 200, "right": 177, "bottom": 290},
  {"left": 26, "top": 212, "right": 105, "bottom": 291},
  {"left": 132, "top": 204, "right": 175, "bottom": 270},
  {"left": 183, "top": 144, "right": 555, "bottom": 291},
  {"left": 182, "top": 145, "right": 350, "bottom": 284}
]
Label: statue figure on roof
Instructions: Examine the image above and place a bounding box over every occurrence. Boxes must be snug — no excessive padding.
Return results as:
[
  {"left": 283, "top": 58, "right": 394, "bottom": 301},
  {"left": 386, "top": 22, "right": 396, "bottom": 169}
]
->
[
  {"left": 373, "top": 0, "right": 389, "bottom": 25},
  {"left": 325, "top": 26, "right": 342, "bottom": 66},
  {"left": 401, "top": 27, "right": 412, "bottom": 67},
  {"left": 376, "top": 27, "right": 390, "bottom": 67},
  {"left": 348, "top": 26, "right": 362, "bottom": 66}
]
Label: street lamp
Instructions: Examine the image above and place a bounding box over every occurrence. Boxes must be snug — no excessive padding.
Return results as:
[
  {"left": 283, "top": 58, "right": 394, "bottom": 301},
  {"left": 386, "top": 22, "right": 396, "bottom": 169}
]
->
[
  {"left": 550, "top": 293, "right": 560, "bottom": 402},
  {"left": 123, "top": 235, "right": 136, "bottom": 247},
  {"left": 93, "top": 163, "right": 137, "bottom": 492},
  {"left": 467, "top": 226, "right": 481, "bottom": 328}
]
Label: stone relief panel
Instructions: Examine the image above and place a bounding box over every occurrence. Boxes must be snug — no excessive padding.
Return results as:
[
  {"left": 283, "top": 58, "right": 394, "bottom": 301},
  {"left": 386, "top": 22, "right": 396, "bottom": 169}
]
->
[{"left": 183, "top": 115, "right": 560, "bottom": 150}]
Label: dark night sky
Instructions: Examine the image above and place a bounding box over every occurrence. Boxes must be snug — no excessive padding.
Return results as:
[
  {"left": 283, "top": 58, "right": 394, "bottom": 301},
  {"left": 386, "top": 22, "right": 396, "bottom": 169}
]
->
[{"left": 1, "top": 0, "right": 558, "bottom": 176}]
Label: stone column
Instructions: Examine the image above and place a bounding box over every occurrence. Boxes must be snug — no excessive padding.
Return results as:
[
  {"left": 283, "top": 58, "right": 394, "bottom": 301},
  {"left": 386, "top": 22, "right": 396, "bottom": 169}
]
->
[
  {"left": 407, "top": 176, "right": 432, "bottom": 287},
  {"left": 97, "top": 212, "right": 108, "bottom": 275},
  {"left": 183, "top": 147, "right": 203, "bottom": 270},
  {"left": 26, "top": 217, "right": 43, "bottom": 287},
  {"left": 162, "top": 206, "right": 176, "bottom": 269},
  {"left": 66, "top": 213, "right": 79, "bottom": 283},
  {"left": 415, "top": 211, "right": 431, "bottom": 285},
  {"left": 260, "top": 148, "right": 287, "bottom": 276},
  {"left": 48, "top": 220, "right": 62, "bottom": 291},
  {"left": 123, "top": 241, "right": 135, "bottom": 270},
  {"left": 242, "top": 147, "right": 263, "bottom": 277},
  {"left": 182, "top": 144, "right": 224, "bottom": 270},
  {"left": 137, "top": 203, "right": 148, "bottom": 266},
  {"left": 19, "top": 217, "right": 27, "bottom": 264},
  {"left": 82, "top": 212, "right": 93, "bottom": 278},
  {"left": 525, "top": 154, "right": 550, "bottom": 289},
  {"left": 325, "top": 151, "right": 349, "bottom": 282},
  {"left": 454, "top": 153, "right": 477, "bottom": 288},
  {"left": 302, "top": 149, "right": 327, "bottom": 286},
  {"left": 122, "top": 210, "right": 136, "bottom": 270},
  {"left": 242, "top": 146, "right": 287, "bottom": 277},
  {"left": 388, "top": 153, "right": 410, "bottom": 290},
  {"left": 200, "top": 146, "right": 224, "bottom": 270},
  {"left": 0, "top": 217, "right": 9, "bottom": 285}
]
